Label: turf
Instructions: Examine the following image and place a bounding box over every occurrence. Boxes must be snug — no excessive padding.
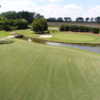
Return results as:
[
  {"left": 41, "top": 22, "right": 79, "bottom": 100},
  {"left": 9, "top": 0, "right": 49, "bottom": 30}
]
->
[
  {"left": 13, "top": 29, "right": 38, "bottom": 37},
  {"left": 1, "top": 28, "right": 100, "bottom": 44},
  {"left": 11, "top": 29, "right": 100, "bottom": 44},
  {"left": 47, "top": 31, "right": 100, "bottom": 44},
  {"left": 0, "top": 31, "right": 10, "bottom": 37},
  {"left": 0, "top": 39, "right": 100, "bottom": 100}
]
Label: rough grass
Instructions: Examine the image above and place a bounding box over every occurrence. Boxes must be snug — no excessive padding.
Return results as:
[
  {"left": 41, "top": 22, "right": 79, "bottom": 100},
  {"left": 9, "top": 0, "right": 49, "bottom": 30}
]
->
[
  {"left": 13, "top": 29, "right": 38, "bottom": 37},
  {"left": 0, "top": 39, "right": 100, "bottom": 100},
  {"left": 0, "top": 31, "right": 10, "bottom": 37}
]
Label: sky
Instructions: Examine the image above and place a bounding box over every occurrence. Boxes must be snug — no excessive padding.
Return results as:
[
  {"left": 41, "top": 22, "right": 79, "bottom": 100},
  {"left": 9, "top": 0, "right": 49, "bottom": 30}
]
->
[{"left": 0, "top": 0, "right": 100, "bottom": 18}]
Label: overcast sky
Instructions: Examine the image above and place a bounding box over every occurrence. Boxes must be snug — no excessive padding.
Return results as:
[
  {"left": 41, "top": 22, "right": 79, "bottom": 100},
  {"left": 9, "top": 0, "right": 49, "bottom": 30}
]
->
[{"left": 0, "top": 0, "right": 100, "bottom": 18}]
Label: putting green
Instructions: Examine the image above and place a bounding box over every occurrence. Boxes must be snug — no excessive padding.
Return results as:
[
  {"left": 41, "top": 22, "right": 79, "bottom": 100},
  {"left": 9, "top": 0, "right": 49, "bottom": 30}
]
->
[{"left": 52, "top": 33, "right": 95, "bottom": 41}]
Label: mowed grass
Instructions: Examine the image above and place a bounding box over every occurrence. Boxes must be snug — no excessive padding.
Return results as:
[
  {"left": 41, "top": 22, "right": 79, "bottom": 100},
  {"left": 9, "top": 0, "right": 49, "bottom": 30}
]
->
[
  {"left": 0, "top": 29, "right": 38, "bottom": 38},
  {"left": 1, "top": 28, "right": 100, "bottom": 44},
  {"left": 48, "top": 30, "right": 100, "bottom": 44},
  {"left": 14, "top": 29, "right": 38, "bottom": 37},
  {"left": 0, "top": 39, "right": 100, "bottom": 100},
  {"left": 11, "top": 29, "right": 100, "bottom": 44}
]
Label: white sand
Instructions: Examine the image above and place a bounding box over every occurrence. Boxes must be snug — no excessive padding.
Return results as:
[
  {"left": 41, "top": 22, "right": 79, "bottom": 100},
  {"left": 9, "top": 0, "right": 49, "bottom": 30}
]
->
[
  {"left": 0, "top": 35, "right": 15, "bottom": 41},
  {"left": 39, "top": 34, "right": 53, "bottom": 38}
]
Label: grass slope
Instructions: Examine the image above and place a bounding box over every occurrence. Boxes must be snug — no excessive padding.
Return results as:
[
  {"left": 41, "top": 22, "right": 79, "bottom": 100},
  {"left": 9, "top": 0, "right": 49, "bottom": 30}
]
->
[{"left": 0, "top": 40, "right": 100, "bottom": 100}]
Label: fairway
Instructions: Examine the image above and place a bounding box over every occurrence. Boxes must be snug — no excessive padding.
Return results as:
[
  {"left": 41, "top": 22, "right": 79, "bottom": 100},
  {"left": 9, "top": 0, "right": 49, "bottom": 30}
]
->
[
  {"left": 11, "top": 29, "right": 100, "bottom": 44},
  {"left": 0, "top": 40, "right": 100, "bottom": 100}
]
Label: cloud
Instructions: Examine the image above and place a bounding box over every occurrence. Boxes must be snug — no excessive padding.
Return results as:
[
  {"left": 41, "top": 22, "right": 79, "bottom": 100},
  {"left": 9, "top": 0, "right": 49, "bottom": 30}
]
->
[
  {"left": 34, "top": 4, "right": 100, "bottom": 18},
  {"left": 0, "top": 0, "right": 35, "bottom": 12},
  {"left": 85, "top": 6, "right": 100, "bottom": 17},
  {"left": 48, "top": 0, "right": 63, "bottom": 2},
  {"left": 33, "top": 4, "right": 83, "bottom": 18},
  {"left": 37, "top": 0, "right": 63, "bottom": 3},
  {"left": 0, "top": 0, "right": 100, "bottom": 18}
]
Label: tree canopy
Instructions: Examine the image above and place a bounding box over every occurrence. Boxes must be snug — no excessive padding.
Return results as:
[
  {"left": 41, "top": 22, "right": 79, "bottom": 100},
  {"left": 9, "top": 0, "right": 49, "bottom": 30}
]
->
[
  {"left": 32, "top": 18, "right": 48, "bottom": 34},
  {"left": 0, "top": 11, "right": 44, "bottom": 23}
]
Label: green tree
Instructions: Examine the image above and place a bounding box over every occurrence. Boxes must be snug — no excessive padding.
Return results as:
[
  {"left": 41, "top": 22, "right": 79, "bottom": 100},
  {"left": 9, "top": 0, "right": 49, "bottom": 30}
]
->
[
  {"left": 14, "top": 19, "right": 28, "bottom": 29},
  {"left": 47, "top": 17, "right": 57, "bottom": 22},
  {"left": 32, "top": 18, "right": 48, "bottom": 34},
  {"left": 85, "top": 17, "right": 90, "bottom": 22},
  {"left": 64, "top": 17, "right": 72, "bottom": 22},
  {"left": 95, "top": 17, "right": 100, "bottom": 23},
  {"left": 17, "top": 11, "right": 35, "bottom": 23},
  {"left": 0, "top": 11, "right": 44, "bottom": 24},
  {"left": 0, "top": 11, "right": 17, "bottom": 19},
  {"left": 0, "top": 19, "right": 28, "bottom": 31},
  {"left": 56, "top": 17, "right": 64, "bottom": 22},
  {"left": 76, "top": 17, "right": 84, "bottom": 22}
]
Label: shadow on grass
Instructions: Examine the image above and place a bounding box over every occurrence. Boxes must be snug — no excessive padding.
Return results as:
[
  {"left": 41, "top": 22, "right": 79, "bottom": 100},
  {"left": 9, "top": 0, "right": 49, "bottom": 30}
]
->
[{"left": 0, "top": 40, "right": 14, "bottom": 45}]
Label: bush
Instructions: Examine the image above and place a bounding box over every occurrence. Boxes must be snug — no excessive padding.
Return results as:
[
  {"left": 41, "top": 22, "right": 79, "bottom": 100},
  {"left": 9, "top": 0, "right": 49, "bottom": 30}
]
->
[
  {"left": 32, "top": 18, "right": 48, "bottom": 34},
  {"left": 92, "top": 28, "right": 100, "bottom": 34},
  {"left": 71, "top": 25, "right": 79, "bottom": 32},
  {"left": 59, "top": 25, "right": 65, "bottom": 31},
  {"left": 60, "top": 25, "right": 71, "bottom": 31},
  {"left": 60, "top": 24, "right": 100, "bottom": 34}
]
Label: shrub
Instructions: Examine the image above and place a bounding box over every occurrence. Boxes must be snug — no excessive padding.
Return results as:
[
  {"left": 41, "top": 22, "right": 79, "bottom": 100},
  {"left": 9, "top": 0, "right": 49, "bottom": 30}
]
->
[
  {"left": 92, "top": 28, "right": 100, "bottom": 34},
  {"left": 59, "top": 25, "right": 65, "bottom": 31},
  {"left": 32, "top": 18, "right": 48, "bottom": 34},
  {"left": 71, "top": 25, "right": 79, "bottom": 32},
  {"left": 60, "top": 25, "right": 71, "bottom": 31},
  {"left": 65, "top": 25, "right": 71, "bottom": 31},
  {"left": 60, "top": 24, "right": 100, "bottom": 34}
]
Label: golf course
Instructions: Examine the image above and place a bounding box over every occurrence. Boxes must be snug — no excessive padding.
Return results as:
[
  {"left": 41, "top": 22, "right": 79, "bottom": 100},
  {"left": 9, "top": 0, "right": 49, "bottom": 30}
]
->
[
  {"left": 0, "top": 12, "right": 100, "bottom": 100},
  {"left": 1, "top": 0, "right": 100, "bottom": 98}
]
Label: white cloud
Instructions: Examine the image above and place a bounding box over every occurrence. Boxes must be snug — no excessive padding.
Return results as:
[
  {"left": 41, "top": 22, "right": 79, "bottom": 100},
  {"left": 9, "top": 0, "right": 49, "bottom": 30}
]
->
[
  {"left": 0, "top": 0, "right": 35, "bottom": 12},
  {"left": 34, "top": 4, "right": 100, "bottom": 18},
  {"left": 0, "top": 0, "right": 100, "bottom": 18},
  {"left": 48, "top": 0, "right": 63, "bottom": 2},
  {"left": 33, "top": 4, "right": 83, "bottom": 18},
  {"left": 37, "top": 0, "right": 63, "bottom": 3},
  {"left": 85, "top": 6, "right": 100, "bottom": 17}
]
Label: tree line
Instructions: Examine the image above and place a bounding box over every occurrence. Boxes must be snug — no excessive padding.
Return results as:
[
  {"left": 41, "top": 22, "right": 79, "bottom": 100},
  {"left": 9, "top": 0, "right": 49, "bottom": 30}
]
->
[
  {"left": 0, "top": 11, "right": 48, "bottom": 33},
  {"left": 0, "top": 11, "right": 44, "bottom": 23},
  {"left": 0, "top": 11, "right": 44, "bottom": 31},
  {"left": 47, "top": 17, "right": 100, "bottom": 23}
]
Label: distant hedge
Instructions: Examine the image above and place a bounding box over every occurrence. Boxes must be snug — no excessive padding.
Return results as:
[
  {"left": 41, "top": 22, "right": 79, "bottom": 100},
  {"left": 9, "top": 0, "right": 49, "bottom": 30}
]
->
[{"left": 60, "top": 24, "right": 100, "bottom": 34}]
